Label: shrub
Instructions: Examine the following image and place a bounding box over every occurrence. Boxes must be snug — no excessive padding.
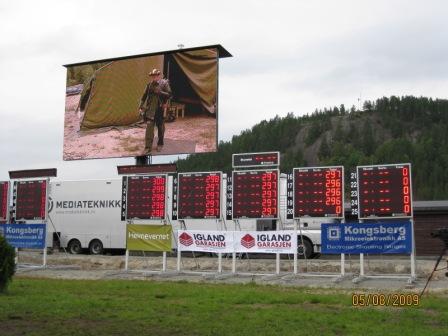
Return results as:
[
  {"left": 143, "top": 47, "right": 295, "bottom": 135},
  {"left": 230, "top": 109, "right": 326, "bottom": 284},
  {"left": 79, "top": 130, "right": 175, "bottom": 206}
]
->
[{"left": 0, "top": 235, "right": 16, "bottom": 293}]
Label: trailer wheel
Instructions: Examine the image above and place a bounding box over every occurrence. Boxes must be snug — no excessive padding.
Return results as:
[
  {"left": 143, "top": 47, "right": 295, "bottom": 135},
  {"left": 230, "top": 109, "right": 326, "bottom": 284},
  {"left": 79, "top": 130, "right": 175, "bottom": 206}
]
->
[
  {"left": 68, "top": 239, "right": 82, "bottom": 254},
  {"left": 89, "top": 239, "right": 104, "bottom": 255},
  {"left": 297, "top": 238, "right": 313, "bottom": 259}
]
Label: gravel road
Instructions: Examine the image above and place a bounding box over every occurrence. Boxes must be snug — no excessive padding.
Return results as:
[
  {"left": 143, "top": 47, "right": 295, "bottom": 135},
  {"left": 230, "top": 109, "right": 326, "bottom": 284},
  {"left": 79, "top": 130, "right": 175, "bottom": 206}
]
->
[{"left": 14, "top": 251, "right": 448, "bottom": 293}]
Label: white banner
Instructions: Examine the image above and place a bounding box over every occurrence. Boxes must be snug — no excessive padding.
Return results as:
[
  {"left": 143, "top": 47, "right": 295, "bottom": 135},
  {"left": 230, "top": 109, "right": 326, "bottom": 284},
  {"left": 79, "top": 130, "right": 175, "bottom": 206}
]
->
[
  {"left": 178, "top": 230, "right": 234, "bottom": 253},
  {"left": 234, "top": 230, "right": 297, "bottom": 254}
]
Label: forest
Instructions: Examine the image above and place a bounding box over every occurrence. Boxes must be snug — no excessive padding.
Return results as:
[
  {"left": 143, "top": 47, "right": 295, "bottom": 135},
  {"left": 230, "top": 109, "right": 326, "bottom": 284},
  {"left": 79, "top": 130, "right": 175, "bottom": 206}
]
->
[{"left": 176, "top": 96, "right": 448, "bottom": 200}]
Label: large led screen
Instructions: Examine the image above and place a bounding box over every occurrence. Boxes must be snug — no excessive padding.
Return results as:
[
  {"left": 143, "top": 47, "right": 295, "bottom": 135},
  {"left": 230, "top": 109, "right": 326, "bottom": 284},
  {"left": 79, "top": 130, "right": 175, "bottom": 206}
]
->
[
  {"left": 232, "top": 169, "right": 279, "bottom": 219},
  {"left": 63, "top": 45, "right": 230, "bottom": 160},
  {"left": 357, "top": 163, "right": 413, "bottom": 219},
  {"left": 293, "top": 166, "right": 344, "bottom": 218}
]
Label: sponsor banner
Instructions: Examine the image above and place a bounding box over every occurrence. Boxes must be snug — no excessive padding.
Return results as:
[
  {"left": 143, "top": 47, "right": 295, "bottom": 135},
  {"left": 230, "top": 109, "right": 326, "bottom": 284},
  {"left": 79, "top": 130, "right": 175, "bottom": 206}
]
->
[
  {"left": 0, "top": 224, "right": 46, "bottom": 249},
  {"left": 321, "top": 221, "right": 412, "bottom": 254},
  {"left": 234, "top": 231, "right": 297, "bottom": 254},
  {"left": 126, "top": 224, "right": 172, "bottom": 252},
  {"left": 178, "top": 230, "right": 234, "bottom": 253}
]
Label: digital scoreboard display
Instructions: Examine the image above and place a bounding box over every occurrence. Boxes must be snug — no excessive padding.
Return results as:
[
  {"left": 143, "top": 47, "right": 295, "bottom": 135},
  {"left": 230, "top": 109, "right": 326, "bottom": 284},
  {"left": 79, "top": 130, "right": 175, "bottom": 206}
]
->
[
  {"left": 0, "top": 182, "right": 9, "bottom": 220},
  {"left": 357, "top": 164, "right": 412, "bottom": 218},
  {"left": 232, "top": 169, "right": 279, "bottom": 219},
  {"left": 14, "top": 180, "right": 47, "bottom": 220},
  {"left": 125, "top": 175, "right": 167, "bottom": 220},
  {"left": 232, "top": 152, "right": 280, "bottom": 168},
  {"left": 177, "top": 172, "right": 221, "bottom": 219},
  {"left": 293, "top": 166, "right": 344, "bottom": 218}
]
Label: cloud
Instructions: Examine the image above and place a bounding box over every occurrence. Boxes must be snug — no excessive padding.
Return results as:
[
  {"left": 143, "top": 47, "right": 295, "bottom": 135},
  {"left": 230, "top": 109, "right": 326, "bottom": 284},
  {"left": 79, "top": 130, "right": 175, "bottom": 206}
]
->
[{"left": 1, "top": 0, "right": 448, "bottom": 181}]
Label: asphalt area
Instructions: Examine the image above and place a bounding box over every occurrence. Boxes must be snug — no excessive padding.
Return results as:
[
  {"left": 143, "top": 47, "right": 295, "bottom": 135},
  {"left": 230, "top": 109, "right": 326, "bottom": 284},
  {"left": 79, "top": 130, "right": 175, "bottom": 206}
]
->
[
  {"left": 63, "top": 93, "right": 217, "bottom": 160},
  {"left": 15, "top": 251, "right": 448, "bottom": 293}
]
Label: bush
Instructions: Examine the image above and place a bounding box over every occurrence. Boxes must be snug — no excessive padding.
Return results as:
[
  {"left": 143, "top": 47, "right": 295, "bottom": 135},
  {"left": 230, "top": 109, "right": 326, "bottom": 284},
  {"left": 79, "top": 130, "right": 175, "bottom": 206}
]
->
[{"left": 0, "top": 235, "right": 16, "bottom": 293}]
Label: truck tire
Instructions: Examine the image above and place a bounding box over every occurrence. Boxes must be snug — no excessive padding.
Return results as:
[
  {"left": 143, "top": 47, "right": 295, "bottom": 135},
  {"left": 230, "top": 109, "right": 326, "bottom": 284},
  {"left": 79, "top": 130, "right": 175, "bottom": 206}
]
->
[
  {"left": 68, "top": 239, "right": 82, "bottom": 254},
  {"left": 297, "top": 238, "right": 313, "bottom": 259},
  {"left": 89, "top": 239, "right": 104, "bottom": 255}
]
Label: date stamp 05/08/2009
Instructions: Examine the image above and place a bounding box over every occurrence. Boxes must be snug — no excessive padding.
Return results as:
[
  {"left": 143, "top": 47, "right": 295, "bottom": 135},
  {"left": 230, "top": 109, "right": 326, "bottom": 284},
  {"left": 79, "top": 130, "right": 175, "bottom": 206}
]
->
[{"left": 352, "top": 293, "right": 420, "bottom": 307}]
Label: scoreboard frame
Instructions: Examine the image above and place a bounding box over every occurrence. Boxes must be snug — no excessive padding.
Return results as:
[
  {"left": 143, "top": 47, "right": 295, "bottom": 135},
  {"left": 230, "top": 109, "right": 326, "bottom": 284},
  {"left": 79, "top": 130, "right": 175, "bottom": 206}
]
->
[
  {"left": 123, "top": 174, "right": 168, "bottom": 221},
  {"left": 0, "top": 181, "right": 10, "bottom": 221},
  {"left": 231, "top": 168, "right": 280, "bottom": 220},
  {"left": 232, "top": 151, "right": 280, "bottom": 169},
  {"left": 12, "top": 179, "right": 49, "bottom": 221},
  {"left": 356, "top": 163, "right": 413, "bottom": 220},
  {"left": 293, "top": 166, "right": 345, "bottom": 219},
  {"left": 177, "top": 171, "right": 222, "bottom": 220}
]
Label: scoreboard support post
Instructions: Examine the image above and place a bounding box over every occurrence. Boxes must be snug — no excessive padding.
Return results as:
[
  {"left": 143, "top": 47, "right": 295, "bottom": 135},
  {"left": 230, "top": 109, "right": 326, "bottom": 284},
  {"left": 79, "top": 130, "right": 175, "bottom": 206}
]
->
[
  {"left": 10, "top": 176, "right": 50, "bottom": 269},
  {"left": 162, "top": 205, "right": 170, "bottom": 273},
  {"left": 353, "top": 164, "right": 416, "bottom": 284},
  {"left": 275, "top": 219, "right": 280, "bottom": 275},
  {"left": 339, "top": 219, "right": 346, "bottom": 279},
  {"left": 217, "top": 217, "right": 224, "bottom": 274},
  {"left": 285, "top": 166, "right": 351, "bottom": 281},
  {"left": 231, "top": 219, "right": 240, "bottom": 274},
  {"left": 125, "top": 249, "right": 129, "bottom": 271},
  {"left": 121, "top": 173, "right": 171, "bottom": 274},
  {"left": 293, "top": 219, "right": 298, "bottom": 274},
  {"left": 411, "top": 218, "right": 416, "bottom": 279},
  {"left": 42, "top": 177, "right": 49, "bottom": 267},
  {"left": 176, "top": 227, "right": 181, "bottom": 272}
]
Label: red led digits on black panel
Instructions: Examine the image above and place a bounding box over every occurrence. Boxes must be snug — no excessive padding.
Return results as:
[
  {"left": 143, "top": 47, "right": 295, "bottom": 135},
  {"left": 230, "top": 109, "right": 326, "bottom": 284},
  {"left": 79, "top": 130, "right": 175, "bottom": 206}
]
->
[
  {"left": 233, "top": 170, "right": 278, "bottom": 219},
  {"left": 178, "top": 173, "right": 221, "bottom": 219},
  {"left": 126, "top": 175, "right": 166, "bottom": 220},
  {"left": 358, "top": 164, "right": 412, "bottom": 218},
  {"left": 233, "top": 152, "right": 279, "bottom": 168},
  {"left": 294, "top": 167, "right": 343, "bottom": 218},
  {"left": 15, "top": 180, "right": 47, "bottom": 220},
  {"left": 0, "top": 182, "right": 8, "bottom": 220}
]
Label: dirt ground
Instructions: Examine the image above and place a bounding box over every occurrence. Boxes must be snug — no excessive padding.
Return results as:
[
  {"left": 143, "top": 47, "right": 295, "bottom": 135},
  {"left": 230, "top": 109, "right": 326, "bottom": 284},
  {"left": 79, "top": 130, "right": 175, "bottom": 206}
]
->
[
  {"left": 63, "top": 94, "right": 217, "bottom": 160},
  {"left": 15, "top": 251, "right": 448, "bottom": 293}
]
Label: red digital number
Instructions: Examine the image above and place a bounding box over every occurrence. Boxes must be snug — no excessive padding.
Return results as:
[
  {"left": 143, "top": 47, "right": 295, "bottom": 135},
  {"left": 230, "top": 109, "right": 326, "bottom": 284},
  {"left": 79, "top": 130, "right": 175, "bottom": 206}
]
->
[{"left": 402, "top": 167, "right": 411, "bottom": 214}]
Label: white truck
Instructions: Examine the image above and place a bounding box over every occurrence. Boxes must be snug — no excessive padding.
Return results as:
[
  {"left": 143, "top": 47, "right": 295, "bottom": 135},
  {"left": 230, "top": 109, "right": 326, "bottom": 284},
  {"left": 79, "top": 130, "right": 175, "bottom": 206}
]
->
[{"left": 47, "top": 175, "right": 330, "bottom": 258}]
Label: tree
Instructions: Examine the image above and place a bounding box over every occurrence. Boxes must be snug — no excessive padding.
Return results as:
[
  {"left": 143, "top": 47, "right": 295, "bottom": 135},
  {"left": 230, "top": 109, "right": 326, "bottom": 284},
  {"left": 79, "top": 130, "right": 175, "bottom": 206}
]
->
[
  {"left": 318, "top": 136, "right": 331, "bottom": 160},
  {"left": 361, "top": 120, "right": 376, "bottom": 156},
  {"left": 0, "top": 235, "right": 16, "bottom": 293}
]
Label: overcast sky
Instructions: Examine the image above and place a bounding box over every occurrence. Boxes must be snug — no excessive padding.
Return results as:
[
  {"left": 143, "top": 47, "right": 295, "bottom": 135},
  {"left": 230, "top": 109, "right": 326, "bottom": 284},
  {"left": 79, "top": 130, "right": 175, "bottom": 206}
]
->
[{"left": 1, "top": 0, "right": 447, "bottom": 181}]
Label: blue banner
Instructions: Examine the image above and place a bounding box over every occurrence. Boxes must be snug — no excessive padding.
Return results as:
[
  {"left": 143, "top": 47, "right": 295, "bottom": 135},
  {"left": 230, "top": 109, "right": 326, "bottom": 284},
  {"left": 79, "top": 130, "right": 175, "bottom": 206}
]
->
[
  {"left": 0, "top": 224, "right": 46, "bottom": 249},
  {"left": 321, "top": 221, "right": 412, "bottom": 254}
]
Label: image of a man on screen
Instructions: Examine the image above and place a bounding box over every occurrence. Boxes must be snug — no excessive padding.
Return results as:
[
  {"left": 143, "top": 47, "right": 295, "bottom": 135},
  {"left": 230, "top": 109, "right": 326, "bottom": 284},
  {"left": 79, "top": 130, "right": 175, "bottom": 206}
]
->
[
  {"left": 139, "top": 69, "right": 172, "bottom": 154},
  {"left": 63, "top": 47, "right": 221, "bottom": 161}
]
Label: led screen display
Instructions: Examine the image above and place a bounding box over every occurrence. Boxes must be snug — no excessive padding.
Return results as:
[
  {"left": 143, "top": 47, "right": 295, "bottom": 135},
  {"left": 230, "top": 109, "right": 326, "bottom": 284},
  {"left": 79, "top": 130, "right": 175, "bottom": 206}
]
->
[
  {"left": 0, "top": 182, "right": 8, "bottom": 221},
  {"left": 14, "top": 180, "right": 47, "bottom": 220},
  {"left": 177, "top": 172, "right": 221, "bottom": 219},
  {"left": 63, "top": 45, "right": 231, "bottom": 160},
  {"left": 125, "top": 175, "right": 167, "bottom": 220},
  {"left": 232, "top": 152, "right": 280, "bottom": 168},
  {"left": 293, "top": 166, "right": 344, "bottom": 218},
  {"left": 357, "top": 164, "right": 412, "bottom": 218},
  {"left": 232, "top": 170, "right": 279, "bottom": 219}
]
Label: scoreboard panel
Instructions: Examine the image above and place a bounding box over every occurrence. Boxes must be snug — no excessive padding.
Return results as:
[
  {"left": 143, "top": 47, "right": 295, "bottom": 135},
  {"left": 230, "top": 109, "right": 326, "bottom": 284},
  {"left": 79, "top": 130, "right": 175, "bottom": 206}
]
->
[
  {"left": 232, "top": 169, "right": 279, "bottom": 219},
  {"left": 357, "top": 163, "right": 412, "bottom": 219},
  {"left": 293, "top": 166, "right": 344, "bottom": 218},
  {"left": 14, "top": 180, "right": 47, "bottom": 220},
  {"left": 0, "top": 182, "right": 9, "bottom": 221},
  {"left": 232, "top": 152, "right": 280, "bottom": 168},
  {"left": 125, "top": 175, "right": 167, "bottom": 220},
  {"left": 177, "top": 172, "right": 221, "bottom": 219}
]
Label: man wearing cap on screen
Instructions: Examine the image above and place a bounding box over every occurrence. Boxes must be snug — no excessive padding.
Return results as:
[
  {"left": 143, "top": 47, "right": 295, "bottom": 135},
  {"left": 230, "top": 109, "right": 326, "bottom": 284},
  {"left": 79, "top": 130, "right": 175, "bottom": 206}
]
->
[{"left": 139, "top": 68, "right": 172, "bottom": 154}]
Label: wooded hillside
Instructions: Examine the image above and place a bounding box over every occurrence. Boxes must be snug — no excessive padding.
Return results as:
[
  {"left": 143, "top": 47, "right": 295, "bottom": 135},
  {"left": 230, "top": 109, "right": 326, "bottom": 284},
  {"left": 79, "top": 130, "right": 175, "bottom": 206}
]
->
[{"left": 176, "top": 96, "right": 448, "bottom": 200}]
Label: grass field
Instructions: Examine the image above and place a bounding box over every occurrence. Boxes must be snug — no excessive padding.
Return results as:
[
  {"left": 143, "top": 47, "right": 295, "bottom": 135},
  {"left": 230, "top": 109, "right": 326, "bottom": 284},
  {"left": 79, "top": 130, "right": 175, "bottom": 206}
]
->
[{"left": 0, "top": 278, "right": 447, "bottom": 336}]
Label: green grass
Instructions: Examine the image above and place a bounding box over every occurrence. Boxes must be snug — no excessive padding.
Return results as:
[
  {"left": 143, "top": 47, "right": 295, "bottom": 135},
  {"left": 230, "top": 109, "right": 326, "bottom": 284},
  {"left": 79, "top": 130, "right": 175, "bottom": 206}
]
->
[{"left": 0, "top": 278, "right": 447, "bottom": 336}]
